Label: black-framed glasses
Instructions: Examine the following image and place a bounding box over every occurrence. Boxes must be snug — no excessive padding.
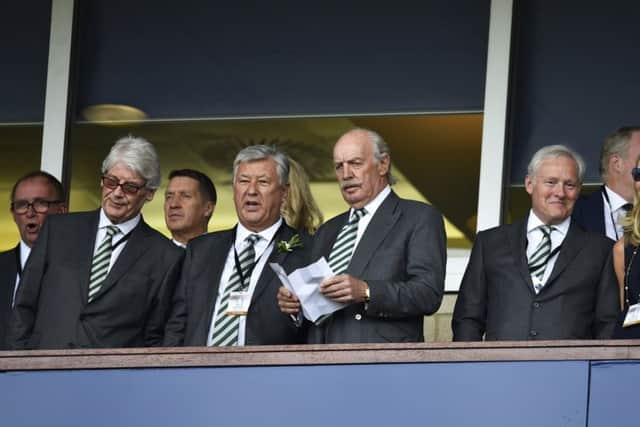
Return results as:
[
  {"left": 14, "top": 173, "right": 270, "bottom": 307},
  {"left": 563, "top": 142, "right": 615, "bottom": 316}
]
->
[
  {"left": 632, "top": 167, "right": 640, "bottom": 182},
  {"left": 101, "top": 175, "right": 146, "bottom": 195},
  {"left": 11, "top": 199, "right": 63, "bottom": 214}
]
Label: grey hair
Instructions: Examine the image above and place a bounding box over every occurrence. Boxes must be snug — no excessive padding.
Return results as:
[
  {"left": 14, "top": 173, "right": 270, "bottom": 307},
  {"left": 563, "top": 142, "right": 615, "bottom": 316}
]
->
[
  {"left": 527, "top": 144, "right": 585, "bottom": 183},
  {"left": 600, "top": 126, "right": 640, "bottom": 181},
  {"left": 233, "top": 145, "right": 289, "bottom": 186},
  {"left": 101, "top": 135, "right": 161, "bottom": 190},
  {"left": 351, "top": 128, "right": 397, "bottom": 185}
]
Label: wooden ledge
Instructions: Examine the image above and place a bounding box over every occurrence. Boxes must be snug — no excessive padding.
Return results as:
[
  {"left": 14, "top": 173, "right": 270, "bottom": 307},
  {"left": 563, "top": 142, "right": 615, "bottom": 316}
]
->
[{"left": 1, "top": 340, "right": 639, "bottom": 371}]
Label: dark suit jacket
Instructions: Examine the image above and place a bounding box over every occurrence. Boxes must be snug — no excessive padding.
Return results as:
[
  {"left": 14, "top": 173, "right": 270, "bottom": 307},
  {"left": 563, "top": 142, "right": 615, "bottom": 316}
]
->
[
  {"left": 10, "top": 210, "right": 184, "bottom": 349},
  {"left": 572, "top": 187, "right": 607, "bottom": 236},
  {"left": 0, "top": 246, "right": 19, "bottom": 350},
  {"left": 308, "top": 191, "right": 446, "bottom": 344},
  {"left": 163, "top": 222, "right": 311, "bottom": 346},
  {"left": 452, "top": 217, "right": 619, "bottom": 341}
]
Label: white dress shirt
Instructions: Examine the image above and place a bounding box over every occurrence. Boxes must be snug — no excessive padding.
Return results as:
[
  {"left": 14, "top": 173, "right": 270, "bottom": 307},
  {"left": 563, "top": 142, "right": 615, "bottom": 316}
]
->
[
  {"left": 94, "top": 209, "right": 141, "bottom": 274},
  {"left": 207, "top": 218, "right": 282, "bottom": 346},
  {"left": 602, "top": 185, "right": 629, "bottom": 241},
  {"left": 12, "top": 240, "right": 31, "bottom": 306},
  {"left": 526, "top": 211, "right": 570, "bottom": 291},
  {"left": 351, "top": 185, "right": 391, "bottom": 250}
]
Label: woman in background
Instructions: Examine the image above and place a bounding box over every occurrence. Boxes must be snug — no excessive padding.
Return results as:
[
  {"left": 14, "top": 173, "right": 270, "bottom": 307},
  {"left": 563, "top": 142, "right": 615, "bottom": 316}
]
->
[
  {"left": 613, "top": 156, "right": 640, "bottom": 338},
  {"left": 282, "top": 157, "right": 323, "bottom": 235}
]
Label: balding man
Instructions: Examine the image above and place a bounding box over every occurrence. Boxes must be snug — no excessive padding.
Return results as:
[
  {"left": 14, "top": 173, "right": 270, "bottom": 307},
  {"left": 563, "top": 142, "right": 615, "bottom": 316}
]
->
[{"left": 278, "top": 128, "right": 446, "bottom": 343}]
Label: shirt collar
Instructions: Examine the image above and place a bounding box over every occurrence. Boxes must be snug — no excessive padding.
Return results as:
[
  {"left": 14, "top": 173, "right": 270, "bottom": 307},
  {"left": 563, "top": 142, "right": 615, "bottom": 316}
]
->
[
  {"left": 172, "top": 239, "right": 187, "bottom": 248},
  {"left": 236, "top": 217, "right": 282, "bottom": 246},
  {"left": 19, "top": 240, "right": 31, "bottom": 269},
  {"left": 603, "top": 185, "right": 629, "bottom": 212},
  {"left": 350, "top": 185, "right": 391, "bottom": 219},
  {"left": 527, "top": 209, "right": 570, "bottom": 236},
  {"left": 98, "top": 208, "right": 141, "bottom": 236}
]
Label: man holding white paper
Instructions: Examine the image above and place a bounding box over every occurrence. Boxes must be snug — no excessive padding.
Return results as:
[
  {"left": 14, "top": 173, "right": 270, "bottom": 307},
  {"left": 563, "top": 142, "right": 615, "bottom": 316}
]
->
[
  {"left": 164, "top": 145, "right": 311, "bottom": 346},
  {"left": 278, "top": 128, "right": 446, "bottom": 343}
]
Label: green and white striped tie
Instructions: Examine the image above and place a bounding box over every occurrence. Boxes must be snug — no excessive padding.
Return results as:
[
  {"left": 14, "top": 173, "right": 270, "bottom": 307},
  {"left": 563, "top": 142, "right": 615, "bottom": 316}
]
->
[
  {"left": 528, "top": 225, "right": 554, "bottom": 292},
  {"left": 328, "top": 208, "right": 366, "bottom": 274},
  {"left": 210, "top": 233, "right": 260, "bottom": 346},
  {"left": 88, "top": 225, "right": 119, "bottom": 302}
]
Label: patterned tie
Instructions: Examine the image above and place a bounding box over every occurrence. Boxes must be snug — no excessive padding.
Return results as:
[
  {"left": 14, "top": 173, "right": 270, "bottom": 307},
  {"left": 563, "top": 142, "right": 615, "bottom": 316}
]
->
[
  {"left": 88, "top": 225, "right": 119, "bottom": 302},
  {"left": 528, "top": 225, "right": 554, "bottom": 292},
  {"left": 210, "top": 233, "right": 260, "bottom": 346},
  {"left": 328, "top": 208, "right": 367, "bottom": 274}
]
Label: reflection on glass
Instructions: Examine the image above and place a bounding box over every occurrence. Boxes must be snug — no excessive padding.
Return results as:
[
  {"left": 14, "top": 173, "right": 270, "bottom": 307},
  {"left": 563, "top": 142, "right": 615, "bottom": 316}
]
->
[
  {"left": 68, "top": 115, "right": 481, "bottom": 249},
  {"left": 0, "top": 125, "right": 43, "bottom": 250}
]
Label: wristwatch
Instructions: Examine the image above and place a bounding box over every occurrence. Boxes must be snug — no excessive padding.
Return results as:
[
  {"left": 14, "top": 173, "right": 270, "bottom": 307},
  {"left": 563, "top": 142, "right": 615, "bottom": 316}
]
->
[{"left": 364, "top": 285, "right": 370, "bottom": 302}]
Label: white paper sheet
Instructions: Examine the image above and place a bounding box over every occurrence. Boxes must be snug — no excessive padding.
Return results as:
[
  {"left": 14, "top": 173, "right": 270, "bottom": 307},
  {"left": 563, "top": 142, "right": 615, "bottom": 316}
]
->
[{"left": 270, "top": 257, "right": 346, "bottom": 322}]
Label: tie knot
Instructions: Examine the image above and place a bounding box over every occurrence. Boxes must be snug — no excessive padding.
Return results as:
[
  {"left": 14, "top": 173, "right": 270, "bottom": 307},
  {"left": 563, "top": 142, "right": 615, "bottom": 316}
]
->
[
  {"left": 105, "top": 225, "right": 119, "bottom": 237},
  {"left": 245, "top": 233, "right": 261, "bottom": 245},
  {"left": 351, "top": 208, "right": 367, "bottom": 223},
  {"left": 622, "top": 203, "right": 633, "bottom": 212},
  {"left": 539, "top": 225, "right": 554, "bottom": 238}
]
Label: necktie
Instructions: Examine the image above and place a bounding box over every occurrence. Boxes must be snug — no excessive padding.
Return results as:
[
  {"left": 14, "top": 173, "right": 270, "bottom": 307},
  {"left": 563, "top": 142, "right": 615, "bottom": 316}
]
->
[
  {"left": 528, "top": 225, "right": 554, "bottom": 292},
  {"left": 210, "top": 233, "right": 260, "bottom": 346},
  {"left": 328, "top": 208, "right": 367, "bottom": 274},
  {"left": 88, "top": 225, "right": 119, "bottom": 302}
]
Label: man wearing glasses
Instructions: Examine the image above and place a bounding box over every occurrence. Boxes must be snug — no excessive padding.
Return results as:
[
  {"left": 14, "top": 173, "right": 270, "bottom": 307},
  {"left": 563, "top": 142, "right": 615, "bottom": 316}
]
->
[
  {"left": 10, "top": 136, "right": 183, "bottom": 349},
  {"left": 0, "top": 171, "right": 66, "bottom": 349}
]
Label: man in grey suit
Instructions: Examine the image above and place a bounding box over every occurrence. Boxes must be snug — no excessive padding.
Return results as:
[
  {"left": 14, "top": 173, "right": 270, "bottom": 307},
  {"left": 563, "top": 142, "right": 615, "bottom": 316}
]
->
[
  {"left": 453, "top": 145, "right": 619, "bottom": 341},
  {"left": 278, "top": 128, "right": 446, "bottom": 343},
  {"left": 1, "top": 171, "right": 66, "bottom": 349},
  {"left": 10, "top": 136, "right": 183, "bottom": 349},
  {"left": 163, "top": 145, "right": 311, "bottom": 346}
]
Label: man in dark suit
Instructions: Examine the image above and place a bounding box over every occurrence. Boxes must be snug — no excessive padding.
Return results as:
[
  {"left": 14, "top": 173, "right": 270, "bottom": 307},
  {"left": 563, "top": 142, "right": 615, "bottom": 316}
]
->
[
  {"left": 0, "top": 171, "right": 66, "bottom": 349},
  {"left": 278, "top": 128, "right": 446, "bottom": 343},
  {"left": 572, "top": 126, "right": 640, "bottom": 240},
  {"left": 163, "top": 145, "right": 310, "bottom": 346},
  {"left": 10, "top": 136, "right": 183, "bottom": 349},
  {"left": 164, "top": 168, "right": 217, "bottom": 248},
  {"left": 453, "top": 145, "right": 619, "bottom": 341}
]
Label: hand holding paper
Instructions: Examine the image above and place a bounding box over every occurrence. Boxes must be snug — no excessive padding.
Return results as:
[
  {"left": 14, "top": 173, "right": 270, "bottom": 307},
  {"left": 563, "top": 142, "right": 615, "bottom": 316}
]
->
[{"left": 271, "top": 257, "right": 346, "bottom": 323}]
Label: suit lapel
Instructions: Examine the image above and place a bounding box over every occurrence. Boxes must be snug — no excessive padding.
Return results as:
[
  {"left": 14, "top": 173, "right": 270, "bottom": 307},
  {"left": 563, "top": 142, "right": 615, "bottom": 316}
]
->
[
  {"left": 348, "top": 191, "right": 401, "bottom": 278},
  {"left": 78, "top": 211, "right": 101, "bottom": 302},
  {"left": 592, "top": 186, "right": 606, "bottom": 234},
  {"left": 508, "top": 219, "right": 536, "bottom": 294},
  {"left": 251, "top": 223, "right": 294, "bottom": 304},
  {"left": 201, "top": 230, "right": 235, "bottom": 342},
  {"left": 545, "top": 221, "right": 584, "bottom": 287}
]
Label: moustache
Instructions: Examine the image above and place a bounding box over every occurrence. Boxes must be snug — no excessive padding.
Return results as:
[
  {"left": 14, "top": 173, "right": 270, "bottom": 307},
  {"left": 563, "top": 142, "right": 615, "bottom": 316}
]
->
[{"left": 340, "top": 180, "right": 360, "bottom": 190}]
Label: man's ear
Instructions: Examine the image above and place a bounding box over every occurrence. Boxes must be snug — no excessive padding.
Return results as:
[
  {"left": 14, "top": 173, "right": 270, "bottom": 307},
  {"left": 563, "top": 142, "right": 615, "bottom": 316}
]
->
[
  {"left": 144, "top": 189, "right": 156, "bottom": 202},
  {"left": 204, "top": 202, "right": 216, "bottom": 218},
  {"left": 525, "top": 175, "right": 534, "bottom": 195},
  {"left": 378, "top": 154, "right": 390, "bottom": 176}
]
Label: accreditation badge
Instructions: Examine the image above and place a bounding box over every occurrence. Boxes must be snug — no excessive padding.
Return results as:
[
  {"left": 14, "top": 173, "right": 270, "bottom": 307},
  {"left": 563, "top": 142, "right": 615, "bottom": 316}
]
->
[
  {"left": 623, "top": 303, "right": 640, "bottom": 328},
  {"left": 226, "top": 291, "right": 251, "bottom": 316}
]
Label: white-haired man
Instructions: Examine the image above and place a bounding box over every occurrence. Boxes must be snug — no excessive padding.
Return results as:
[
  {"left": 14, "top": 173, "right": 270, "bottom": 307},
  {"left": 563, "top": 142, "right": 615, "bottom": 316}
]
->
[
  {"left": 11, "top": 136, "right": 183, "bottom": 349},
  {"left": 453, "top": 145, "right": 618, "bottom": 341}
]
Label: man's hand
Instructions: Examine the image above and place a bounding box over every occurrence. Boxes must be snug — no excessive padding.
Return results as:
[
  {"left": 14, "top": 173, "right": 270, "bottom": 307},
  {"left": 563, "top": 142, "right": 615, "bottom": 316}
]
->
[
  {"left": 277, "top": 286, "right": 301, "bottom": 314},
  {"left": 320, "top": 274, "right": 368, "bottom": 303}
]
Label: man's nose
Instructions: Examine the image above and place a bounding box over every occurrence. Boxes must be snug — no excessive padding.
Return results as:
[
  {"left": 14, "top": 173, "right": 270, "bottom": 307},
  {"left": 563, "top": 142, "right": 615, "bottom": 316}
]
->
[{"left": 341, "top": 163, "right": 353, "bottom": 179}]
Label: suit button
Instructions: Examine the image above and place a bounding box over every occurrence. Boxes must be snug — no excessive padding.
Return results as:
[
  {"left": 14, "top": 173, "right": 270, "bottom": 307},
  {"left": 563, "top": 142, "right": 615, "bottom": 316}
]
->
[
  {"left": 355, "top": 314, "right": 362, "bottom": 320},
  {"left": 533, "top": 302, "right": 540, "bottom": 308},
  {"left": 530, "top": 330, "right": 538, "bottom": 337}
]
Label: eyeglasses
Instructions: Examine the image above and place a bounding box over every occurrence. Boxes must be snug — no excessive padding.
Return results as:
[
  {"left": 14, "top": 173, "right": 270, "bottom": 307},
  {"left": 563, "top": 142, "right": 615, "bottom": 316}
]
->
[
  {"left": 101, "top": 175, "right": 146, "bottom": 195},
  {"left": 632, "top": 168, "right": 640, "bottom": 182},
  {"left": 11, "top": 199, "right": 63, "bottom": 214}
]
